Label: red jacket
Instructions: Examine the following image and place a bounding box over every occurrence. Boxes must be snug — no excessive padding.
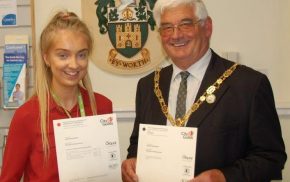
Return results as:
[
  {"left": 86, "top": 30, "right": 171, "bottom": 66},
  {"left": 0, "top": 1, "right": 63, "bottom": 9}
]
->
[{"left": 0, "top": 88, "right": 112, "bottom": 182}]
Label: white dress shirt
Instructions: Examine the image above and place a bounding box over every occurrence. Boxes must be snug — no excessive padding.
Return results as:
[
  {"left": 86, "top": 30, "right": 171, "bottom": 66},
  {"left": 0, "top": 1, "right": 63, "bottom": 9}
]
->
[{"left": 167, "top": 49, "right": 212, "bottom": 126}]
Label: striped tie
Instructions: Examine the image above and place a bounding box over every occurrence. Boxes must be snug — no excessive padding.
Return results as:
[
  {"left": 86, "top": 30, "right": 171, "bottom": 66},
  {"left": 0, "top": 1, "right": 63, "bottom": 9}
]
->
[{"left": 175, "top": 71, "right": 190, "bottom": 120}]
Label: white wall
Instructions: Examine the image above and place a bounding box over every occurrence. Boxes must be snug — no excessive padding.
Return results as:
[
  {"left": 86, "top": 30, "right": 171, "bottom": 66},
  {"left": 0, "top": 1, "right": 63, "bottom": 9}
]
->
[
  {"left": 34, "top": 0, "right": 290, "bottom": 109},
  {"left": 32, "top": 0, "right": 290, "bottom": 181},
  {"left": 204, "top": 0, "right": 290, "bottom": 107}
]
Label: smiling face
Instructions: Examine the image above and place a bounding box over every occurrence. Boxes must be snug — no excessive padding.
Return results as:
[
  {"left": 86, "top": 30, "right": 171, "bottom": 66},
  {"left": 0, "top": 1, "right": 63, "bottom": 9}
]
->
[
  {"left": 160, "top": 4, "right": 212, "bottom": 70},
  {"left": 43, "top": 29, "right": 89, "bottom": 92}
]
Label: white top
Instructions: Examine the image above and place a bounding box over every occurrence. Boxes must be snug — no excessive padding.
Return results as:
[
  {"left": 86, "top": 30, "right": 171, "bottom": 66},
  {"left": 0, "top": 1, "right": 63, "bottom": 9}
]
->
[{"left": 167, "top": 49, "right": 212, "bottom": 126}]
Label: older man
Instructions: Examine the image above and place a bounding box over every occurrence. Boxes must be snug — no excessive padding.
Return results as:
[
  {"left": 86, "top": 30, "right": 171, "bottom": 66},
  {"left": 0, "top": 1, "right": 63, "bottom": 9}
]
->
[{"left": 121, "top": 0, "right": 287, "bottom": 181}]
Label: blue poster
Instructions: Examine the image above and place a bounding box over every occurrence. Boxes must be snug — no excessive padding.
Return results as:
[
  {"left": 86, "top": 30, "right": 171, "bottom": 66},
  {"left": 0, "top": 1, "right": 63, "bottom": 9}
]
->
[
  {"left": 0, "top": 0, "right": 17, "bottom": 27},
  {"left": 3, "top": 63, "right": 26, "bottom": 108}
]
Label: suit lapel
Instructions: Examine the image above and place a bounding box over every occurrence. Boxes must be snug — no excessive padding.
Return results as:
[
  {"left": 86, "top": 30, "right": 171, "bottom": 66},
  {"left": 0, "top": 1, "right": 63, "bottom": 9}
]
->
[{"left": 186, "top": 52, "right": 230, "bottom": 127}]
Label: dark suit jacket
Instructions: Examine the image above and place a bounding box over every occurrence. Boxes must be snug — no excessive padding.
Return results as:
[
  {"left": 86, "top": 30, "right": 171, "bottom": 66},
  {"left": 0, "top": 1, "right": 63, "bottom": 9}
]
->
[{"left": 127, "top": 51, "right": 287, "bottom": 182}]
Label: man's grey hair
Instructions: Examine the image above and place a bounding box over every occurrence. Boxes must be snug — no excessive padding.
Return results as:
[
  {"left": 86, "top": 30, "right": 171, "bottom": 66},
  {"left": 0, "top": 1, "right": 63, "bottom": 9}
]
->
[{"left": 153, "top": 0, "right": 209, "bottom": 27}]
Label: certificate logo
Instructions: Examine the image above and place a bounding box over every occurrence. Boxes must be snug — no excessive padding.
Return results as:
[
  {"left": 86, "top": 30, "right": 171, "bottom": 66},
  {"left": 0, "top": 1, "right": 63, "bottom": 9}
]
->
[
  {"left": 183, "top": 166, "right": 192, "bottom": 176},
  {"left": 181, "top": 131, "right": 194, "bottom": 139},
  {"left": 106, "top": 141, "right": 117, "bottom": 146},
  {"left": 182, "top": 155, "right": 193, "bottom": 162},
  {"left": 100, "top": 116, "right": 114, "bottom": 126},
  {"left": 109, "top": 151, "right": 117, "bottom": 160}
]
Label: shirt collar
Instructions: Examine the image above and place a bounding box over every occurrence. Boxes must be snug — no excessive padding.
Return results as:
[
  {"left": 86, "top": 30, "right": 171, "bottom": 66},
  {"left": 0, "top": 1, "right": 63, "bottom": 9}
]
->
[{"left": 172, "top": 49, "right": 212, "bottom": 81}]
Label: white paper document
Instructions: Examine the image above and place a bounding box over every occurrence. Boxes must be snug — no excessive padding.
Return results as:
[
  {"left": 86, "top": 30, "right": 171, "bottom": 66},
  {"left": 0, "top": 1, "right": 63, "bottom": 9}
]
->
[
  {"left": 53, "top": 113, "right": 121, "bottom": 182},
  {"left": 136, "top": 124, "right": 198, "bottom": 182}
]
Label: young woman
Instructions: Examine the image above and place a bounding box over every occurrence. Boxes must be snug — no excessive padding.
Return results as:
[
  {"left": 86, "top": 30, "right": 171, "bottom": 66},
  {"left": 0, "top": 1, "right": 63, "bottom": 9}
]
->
[{"left": 0, "top": 11, "right": 112, "bottom": 181}]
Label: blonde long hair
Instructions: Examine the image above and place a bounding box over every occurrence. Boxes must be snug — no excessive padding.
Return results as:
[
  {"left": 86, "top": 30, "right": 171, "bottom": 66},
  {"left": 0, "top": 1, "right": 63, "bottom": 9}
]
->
[{"left": 35, "top": 11, "right": 97, "bottom": 162}]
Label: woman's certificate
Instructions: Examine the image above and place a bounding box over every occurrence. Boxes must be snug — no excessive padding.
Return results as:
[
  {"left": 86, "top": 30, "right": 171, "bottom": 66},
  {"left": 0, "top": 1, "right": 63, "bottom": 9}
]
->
[
  {"left": 53, "top": 113, "right": 121, "bottom": 182},
  {"left": 136, "top": 124, "right": 198, "bottom": 182}
]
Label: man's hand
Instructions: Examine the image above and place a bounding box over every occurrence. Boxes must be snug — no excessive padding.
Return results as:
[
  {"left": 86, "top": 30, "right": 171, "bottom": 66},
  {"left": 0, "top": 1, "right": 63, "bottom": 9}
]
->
[
  {"left": 190, "top": 169, "right": 226, "bottom": 182},
  {"left": 121, "top": 158, "right": 138, "bottom": 182}
]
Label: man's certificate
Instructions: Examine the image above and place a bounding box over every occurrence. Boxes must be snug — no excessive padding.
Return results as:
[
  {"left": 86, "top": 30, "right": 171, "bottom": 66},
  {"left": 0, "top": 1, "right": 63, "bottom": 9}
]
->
[
  {"left": 53, "top": 113, "right": 121, "bottom": 182},
  {"left": 136, "top": 124, "right": 198, "bottom": 182}
]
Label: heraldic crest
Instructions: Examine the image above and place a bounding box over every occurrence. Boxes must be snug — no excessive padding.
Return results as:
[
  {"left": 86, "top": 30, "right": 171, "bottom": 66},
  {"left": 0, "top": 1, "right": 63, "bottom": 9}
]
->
[{"left": 95, "top": 0, "right": 156, "bottom": 70}]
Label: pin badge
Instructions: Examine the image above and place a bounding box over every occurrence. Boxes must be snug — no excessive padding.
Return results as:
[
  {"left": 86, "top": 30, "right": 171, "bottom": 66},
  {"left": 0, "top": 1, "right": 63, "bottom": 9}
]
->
[{"left": 206, "top": 94, "right": 216, "bottom": 104}]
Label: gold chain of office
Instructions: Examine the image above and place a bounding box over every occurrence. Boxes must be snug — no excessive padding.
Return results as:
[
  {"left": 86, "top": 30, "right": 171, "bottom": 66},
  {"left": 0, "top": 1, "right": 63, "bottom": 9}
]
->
[{"left": 154, "top": 63, "right": 239, "bottom": 127}]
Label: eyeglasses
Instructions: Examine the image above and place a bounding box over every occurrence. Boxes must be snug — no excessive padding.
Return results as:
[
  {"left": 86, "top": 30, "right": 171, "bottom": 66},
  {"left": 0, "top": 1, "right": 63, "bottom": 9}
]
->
[{"left": 159, "top": 19, "right": 202, "bottom": 37}]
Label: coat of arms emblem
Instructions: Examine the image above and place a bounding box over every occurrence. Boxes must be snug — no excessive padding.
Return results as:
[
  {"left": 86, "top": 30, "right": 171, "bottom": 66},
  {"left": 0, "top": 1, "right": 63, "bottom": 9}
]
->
[{"left": 82, "top": 0, "right": 165, "bottom": 75}]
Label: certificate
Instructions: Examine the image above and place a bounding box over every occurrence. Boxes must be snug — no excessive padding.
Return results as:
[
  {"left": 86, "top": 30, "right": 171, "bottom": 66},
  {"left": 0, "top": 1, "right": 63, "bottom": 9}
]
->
[
  {"left": 136, "top": 124, "right": 198, "bottom": 182},
  {"left": 53, "top": 113, "right": 121, "bottom": 182}
]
